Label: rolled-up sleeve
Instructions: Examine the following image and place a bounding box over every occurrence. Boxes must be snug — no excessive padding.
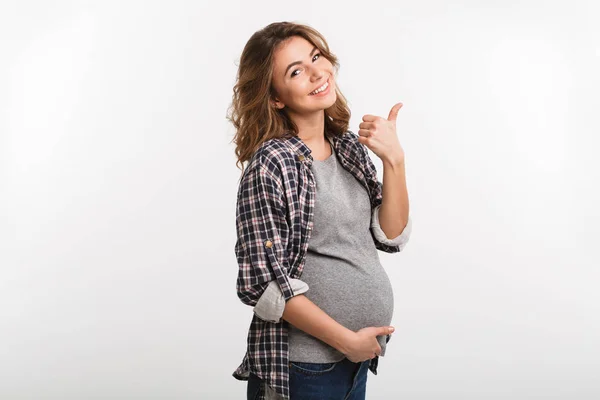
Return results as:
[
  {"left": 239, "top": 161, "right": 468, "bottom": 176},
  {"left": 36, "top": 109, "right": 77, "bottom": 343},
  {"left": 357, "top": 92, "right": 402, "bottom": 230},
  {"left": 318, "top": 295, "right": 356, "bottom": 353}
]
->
[
  {"left": 235, "top": 162, "right": 295, "bottom": 308},
  {"left": 253, "top": 278, "right": 310, "bottom": 323},
  {"left": 371, "top": 204, "right": 412, "bottom": 250}
]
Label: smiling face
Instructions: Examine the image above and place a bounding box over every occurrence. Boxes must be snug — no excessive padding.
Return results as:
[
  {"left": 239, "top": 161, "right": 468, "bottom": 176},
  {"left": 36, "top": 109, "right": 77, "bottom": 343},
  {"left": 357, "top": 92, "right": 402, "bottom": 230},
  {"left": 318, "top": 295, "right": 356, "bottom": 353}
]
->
[{"left": 270, "top": 36, "right": 337, "bottom": 116}]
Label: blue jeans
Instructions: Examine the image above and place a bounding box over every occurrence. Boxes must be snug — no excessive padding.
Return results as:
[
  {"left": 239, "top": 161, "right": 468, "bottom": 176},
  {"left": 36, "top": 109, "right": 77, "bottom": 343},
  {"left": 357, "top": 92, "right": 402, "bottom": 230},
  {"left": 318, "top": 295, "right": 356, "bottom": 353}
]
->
[{"left": 247, "top": 357, "right": 369, "bottom": 400}]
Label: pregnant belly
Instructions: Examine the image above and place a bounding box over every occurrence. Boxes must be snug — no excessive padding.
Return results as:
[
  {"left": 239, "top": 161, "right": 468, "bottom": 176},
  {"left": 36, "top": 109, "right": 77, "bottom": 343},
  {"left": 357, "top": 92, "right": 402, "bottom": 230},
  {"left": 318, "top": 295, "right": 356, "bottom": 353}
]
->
[{"left": 301, "top": 269, "right": 394, "bottom": 332}]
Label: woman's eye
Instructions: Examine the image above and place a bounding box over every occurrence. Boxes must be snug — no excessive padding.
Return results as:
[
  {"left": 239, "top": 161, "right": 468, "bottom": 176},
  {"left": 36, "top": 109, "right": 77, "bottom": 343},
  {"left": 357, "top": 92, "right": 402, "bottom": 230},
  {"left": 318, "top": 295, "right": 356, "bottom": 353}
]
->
[{"left": 290, "top": 53, "right": 322, "bottom": 77}]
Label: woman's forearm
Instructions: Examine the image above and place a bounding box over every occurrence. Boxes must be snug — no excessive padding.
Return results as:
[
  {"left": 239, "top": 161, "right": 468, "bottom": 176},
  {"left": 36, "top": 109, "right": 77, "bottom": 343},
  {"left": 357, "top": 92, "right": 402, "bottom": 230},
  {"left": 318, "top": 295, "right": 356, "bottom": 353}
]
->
[
  {"left": 379, "top": 159, "right": 410, "bottom": 238},
  {"left": 282, "top": 294, "right": 354, "bottom": 354}
]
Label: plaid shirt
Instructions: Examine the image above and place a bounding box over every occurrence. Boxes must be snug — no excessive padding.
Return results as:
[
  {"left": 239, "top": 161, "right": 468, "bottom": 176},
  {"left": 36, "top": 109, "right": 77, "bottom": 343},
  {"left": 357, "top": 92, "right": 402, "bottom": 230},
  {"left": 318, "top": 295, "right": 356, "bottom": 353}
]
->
[{"left": 232, "top": 130, "right": 405, "bottom": 400}]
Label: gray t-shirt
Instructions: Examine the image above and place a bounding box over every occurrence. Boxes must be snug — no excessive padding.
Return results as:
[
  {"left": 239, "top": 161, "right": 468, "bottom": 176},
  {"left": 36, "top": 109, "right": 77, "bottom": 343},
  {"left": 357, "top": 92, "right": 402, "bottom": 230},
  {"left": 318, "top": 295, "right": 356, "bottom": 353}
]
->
[{"left": 287, "top": 138, "right": 395, "bottom": 362}]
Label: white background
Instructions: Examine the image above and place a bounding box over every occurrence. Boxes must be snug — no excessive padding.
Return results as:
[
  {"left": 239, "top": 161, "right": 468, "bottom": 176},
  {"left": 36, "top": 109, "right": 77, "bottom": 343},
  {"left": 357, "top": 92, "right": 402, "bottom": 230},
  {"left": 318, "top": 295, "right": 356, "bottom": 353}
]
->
[{"left": 1, "top": 1, "right": 599, "bottom": 399}]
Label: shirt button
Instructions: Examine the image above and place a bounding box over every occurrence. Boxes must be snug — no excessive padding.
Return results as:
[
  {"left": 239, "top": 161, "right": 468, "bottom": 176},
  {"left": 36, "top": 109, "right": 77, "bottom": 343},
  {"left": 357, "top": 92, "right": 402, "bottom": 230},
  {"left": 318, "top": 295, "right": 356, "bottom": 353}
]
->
[
  {"left": 265, "top": 240, "right": 273, "bottom": 248},
  {"left": 298, "top": 155, "right": 305, "bottom": 161}
]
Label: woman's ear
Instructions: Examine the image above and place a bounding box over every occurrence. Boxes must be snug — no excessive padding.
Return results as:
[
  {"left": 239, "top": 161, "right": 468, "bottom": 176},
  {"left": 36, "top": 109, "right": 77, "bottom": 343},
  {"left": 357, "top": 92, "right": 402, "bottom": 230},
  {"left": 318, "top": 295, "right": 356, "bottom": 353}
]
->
[{"left": 272, "top": 99, "right": 285, "bottom": 109}]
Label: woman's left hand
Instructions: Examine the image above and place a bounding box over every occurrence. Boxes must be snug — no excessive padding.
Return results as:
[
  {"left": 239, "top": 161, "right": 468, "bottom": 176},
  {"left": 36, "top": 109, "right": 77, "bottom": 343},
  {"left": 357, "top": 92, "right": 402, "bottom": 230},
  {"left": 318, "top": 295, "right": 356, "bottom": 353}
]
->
[{"left": 358, "top": 102, "right": 405, "bottom": 165}]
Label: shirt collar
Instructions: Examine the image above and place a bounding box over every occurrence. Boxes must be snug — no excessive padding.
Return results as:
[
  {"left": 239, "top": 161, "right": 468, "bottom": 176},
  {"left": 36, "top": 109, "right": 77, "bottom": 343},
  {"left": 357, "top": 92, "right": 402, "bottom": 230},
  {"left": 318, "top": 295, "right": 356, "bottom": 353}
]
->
[{"left": 283, "top": 132, "right": 343, "bottom": 166}]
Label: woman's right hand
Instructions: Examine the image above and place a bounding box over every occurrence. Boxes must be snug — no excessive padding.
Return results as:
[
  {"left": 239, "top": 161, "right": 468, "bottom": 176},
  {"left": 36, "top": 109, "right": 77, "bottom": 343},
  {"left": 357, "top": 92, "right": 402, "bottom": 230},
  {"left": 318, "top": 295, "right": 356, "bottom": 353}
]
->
[{"left": 342, "top": 326, "right": 395, "bottom": 363}]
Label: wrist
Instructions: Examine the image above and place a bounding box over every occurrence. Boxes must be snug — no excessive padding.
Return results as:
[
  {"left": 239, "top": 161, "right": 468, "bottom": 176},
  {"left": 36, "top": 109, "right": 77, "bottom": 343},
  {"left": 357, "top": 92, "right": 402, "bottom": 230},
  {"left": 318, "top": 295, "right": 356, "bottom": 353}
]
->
[
  {"left": 382, "top": 152, "right": 405, "bottom": 169},
  {"left": 382, "top": 158, "right": 405, "bottom": 172},
  {"left": 334, "top": 327, "right": 356, "bottom": 355}
]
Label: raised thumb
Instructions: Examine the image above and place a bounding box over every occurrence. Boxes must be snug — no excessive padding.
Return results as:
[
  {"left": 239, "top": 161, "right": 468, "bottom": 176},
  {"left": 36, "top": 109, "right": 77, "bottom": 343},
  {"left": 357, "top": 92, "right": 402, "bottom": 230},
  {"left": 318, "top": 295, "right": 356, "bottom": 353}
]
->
[{"left": 387, "top": 102, "right": 403, "bottom": 121}]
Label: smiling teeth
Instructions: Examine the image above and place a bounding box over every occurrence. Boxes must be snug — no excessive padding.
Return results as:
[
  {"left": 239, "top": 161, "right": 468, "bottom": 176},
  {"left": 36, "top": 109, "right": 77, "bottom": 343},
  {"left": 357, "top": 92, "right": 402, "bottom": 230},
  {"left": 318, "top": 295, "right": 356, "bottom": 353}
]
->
[{"left": 310, "top": 81, "right": 329, "bottom": 95}]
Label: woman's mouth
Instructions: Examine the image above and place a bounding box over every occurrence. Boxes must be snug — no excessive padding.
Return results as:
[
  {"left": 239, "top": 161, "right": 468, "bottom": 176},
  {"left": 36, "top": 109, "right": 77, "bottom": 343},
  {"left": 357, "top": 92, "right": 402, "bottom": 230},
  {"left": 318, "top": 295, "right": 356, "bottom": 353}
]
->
[{"left": 309, "top": 78, "right": 331, "bottom": 96}]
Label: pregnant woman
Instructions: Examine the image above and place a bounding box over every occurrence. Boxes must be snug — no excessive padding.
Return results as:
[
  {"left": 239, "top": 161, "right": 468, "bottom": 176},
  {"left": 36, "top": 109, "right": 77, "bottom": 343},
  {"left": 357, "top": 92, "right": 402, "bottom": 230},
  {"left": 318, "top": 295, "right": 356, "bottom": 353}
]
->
[{"left": 227, "top": 21, "right": 413, "bottom": 400}]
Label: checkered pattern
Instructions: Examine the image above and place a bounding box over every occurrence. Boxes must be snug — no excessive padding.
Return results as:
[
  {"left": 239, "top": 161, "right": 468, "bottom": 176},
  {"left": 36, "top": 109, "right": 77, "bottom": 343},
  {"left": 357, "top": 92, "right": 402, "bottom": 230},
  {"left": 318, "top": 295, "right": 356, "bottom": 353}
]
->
[{"left": 232, "top": 130, "right": 402, "bottom": 400}]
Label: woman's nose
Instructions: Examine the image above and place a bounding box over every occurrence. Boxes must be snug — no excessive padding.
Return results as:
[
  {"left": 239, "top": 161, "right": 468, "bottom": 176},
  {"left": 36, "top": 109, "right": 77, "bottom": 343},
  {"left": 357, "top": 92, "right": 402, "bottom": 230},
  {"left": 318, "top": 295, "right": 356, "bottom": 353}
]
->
[{"left": 311, "top": 71, "right": 325, "bottom": 81}]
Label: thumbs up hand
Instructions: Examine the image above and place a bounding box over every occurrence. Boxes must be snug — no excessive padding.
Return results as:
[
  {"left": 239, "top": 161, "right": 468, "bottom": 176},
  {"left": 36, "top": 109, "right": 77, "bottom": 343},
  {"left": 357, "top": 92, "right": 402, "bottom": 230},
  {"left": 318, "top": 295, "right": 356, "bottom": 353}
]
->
[{"left": 358, "top": 102, "right": 405, "bottom": 165}]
